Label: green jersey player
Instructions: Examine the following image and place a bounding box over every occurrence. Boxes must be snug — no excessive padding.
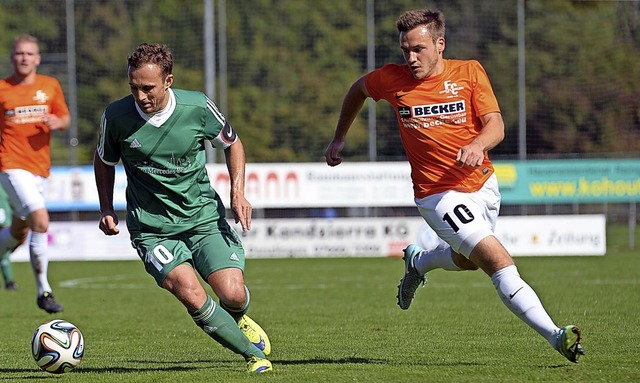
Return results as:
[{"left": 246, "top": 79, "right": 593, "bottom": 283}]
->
[{"left": 94, "top": 43, "right": 271, "bottom": 373}]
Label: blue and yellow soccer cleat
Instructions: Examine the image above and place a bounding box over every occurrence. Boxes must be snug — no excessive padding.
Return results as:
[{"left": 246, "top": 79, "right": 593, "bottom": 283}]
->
[
  {"left": 239, "top": 315, "right": 271, "bottom": 356},
  {"left": 246, "top": 356, "right": 272, "bottom": 373},
  {"left": 397, "top": 244, "right": 427, "bottom": 310},
  {"left": 556, "top": 325, "right": 585, "bottom": 363}
]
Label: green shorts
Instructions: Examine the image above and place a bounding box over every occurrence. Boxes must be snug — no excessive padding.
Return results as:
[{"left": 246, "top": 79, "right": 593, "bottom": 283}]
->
[{"left": 130, "top": 220, "right": 246, "bottom": 287}]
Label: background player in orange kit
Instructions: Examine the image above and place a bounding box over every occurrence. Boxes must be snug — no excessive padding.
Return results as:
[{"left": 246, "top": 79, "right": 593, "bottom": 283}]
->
[
  {"left": 324, "top": 8, "right": 584, "bottom": 364},
  {"left": 0, "top": 34, "right": 70, "bottom": 313}
]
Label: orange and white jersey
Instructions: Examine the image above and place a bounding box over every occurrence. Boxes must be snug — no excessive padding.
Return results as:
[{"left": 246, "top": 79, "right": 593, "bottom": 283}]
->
[
  {"left": 0, "top": 74, "right": 70, "bottom": 177},
  {"left": 365, "top": 59, "right": 500, "bottom": 198}
]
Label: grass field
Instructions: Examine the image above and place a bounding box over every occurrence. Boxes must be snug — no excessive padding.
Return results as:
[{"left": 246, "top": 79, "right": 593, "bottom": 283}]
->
[{"left": 0, "top": 225, "right": 638, "bottom": 382}]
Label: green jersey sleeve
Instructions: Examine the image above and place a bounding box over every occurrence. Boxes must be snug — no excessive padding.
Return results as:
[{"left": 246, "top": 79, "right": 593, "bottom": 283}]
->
[{"left": 204, "top": 95, "right": 238, "bottom": 150}]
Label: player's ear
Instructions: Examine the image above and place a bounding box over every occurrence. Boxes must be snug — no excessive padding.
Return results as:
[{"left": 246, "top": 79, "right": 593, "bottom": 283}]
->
[
  {"left": 437, "top": 37, "right": 445, "bottom": 54},
  {"left": 164, "top": 74, "right": 174, "bottom": 89}
]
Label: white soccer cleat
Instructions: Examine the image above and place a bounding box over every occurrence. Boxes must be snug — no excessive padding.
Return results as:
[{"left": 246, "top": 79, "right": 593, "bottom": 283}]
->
[{"left": 397, "top": 244, "right": 427, "bottom": 310}]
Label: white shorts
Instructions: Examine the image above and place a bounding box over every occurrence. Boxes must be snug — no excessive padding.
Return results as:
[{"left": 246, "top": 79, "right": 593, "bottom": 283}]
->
[
  {"left": 0, "top": 169, "right": 47, "bottom": 219},
  {"left": 415, "top": 174, "right": 501, "bottom": 258}
]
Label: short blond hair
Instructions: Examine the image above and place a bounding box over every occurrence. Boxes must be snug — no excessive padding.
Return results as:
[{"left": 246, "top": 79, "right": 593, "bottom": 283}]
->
[{"left": 12, "top": 34, "right": 40, "bottom": 53}]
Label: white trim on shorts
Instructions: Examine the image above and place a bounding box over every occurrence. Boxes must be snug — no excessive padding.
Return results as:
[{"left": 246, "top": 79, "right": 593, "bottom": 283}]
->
[
  {"left": 415, "top": 174, "right": 501, "bottom": 258},
  {"left": 0, "top": 169, "right": 47, "bottom": 219}
]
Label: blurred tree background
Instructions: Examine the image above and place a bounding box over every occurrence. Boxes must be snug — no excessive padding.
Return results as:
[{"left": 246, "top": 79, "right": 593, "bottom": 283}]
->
[{"left": 0, "top": 0, "right": 638, "bottom": 166}]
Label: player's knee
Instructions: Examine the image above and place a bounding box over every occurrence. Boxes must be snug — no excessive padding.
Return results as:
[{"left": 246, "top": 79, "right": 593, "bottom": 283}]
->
[
  {"left": 28, "top": 217, "right": 49, "bottom": 234},
  {"left": 218, "top": 288, "right": 247, "bottom": 309},
  {"left": 208, "top": 271, "right": 247, "bottom": 308},
  {"left": 452, "top": 251, "right": 479, "bottom": 270}
]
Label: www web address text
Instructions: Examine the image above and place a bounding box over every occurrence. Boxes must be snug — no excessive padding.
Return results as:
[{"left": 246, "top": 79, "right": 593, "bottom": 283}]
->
[{"left": 529, "top": 177, "right": 640, "bottom": 197}]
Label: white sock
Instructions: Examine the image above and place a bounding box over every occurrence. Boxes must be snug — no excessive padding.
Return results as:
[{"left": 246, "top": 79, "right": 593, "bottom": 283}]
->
[
  {"left": 413, "top": 240, "right": 462, "bottom": 274},
  {"left": 491, "top": 265, "right": 559, "bottom": 346},
  {"left": 0, "top": 227, "right": 19, "bottom": 253},
  {"left": 29, "top": 232, "right": 51, "bottom": 295}
]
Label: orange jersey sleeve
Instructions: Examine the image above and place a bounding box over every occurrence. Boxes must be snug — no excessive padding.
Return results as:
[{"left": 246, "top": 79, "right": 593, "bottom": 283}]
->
[
  {"left": 0, "top": 74, "right": 70, "bottom": 177},
  {"left": 365, "top": 60, "right": 500, "bottom": 198}
]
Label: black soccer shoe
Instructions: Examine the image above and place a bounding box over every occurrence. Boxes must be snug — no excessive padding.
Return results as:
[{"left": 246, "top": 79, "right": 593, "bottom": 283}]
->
[{"left": 37, "top": 292, "right": 64, "bottom": 314}]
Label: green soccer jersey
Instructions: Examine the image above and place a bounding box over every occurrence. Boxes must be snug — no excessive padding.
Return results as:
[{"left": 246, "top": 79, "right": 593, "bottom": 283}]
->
[{"left": 97, "top": 89, "right": 233, "bottom": 235}]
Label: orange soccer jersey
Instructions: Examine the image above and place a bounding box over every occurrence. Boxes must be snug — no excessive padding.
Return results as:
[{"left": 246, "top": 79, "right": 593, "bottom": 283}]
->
[
  {"left": 0, "top": 74, "right": 69, "bottom": 177},
  {"left": 365, "top": 59, "right": 501, "bottom": 199}
]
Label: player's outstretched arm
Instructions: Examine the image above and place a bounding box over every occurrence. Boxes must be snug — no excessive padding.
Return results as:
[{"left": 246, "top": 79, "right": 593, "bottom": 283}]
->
[{"left": 325, "top": 76, "right": 370, "bottom": 167}]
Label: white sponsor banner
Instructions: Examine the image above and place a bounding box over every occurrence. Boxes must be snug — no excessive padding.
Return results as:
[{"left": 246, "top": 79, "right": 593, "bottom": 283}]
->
[
  {"left": 45, "top": 162, "right": 415, "bottom": 211},
  {"left": 495, "top": 214, "right": 606, "bottom": 256},
  {"left": 230, "top": 218, "right": 420, "bottom": 258},
  {"left": 10, "top": 215, "right": 605, "bottom": 262}
]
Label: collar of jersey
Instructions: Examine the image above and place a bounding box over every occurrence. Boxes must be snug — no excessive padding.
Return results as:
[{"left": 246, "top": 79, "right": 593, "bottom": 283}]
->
[{"left": 134, "top": 88, "right": 176, "bottom": 127}]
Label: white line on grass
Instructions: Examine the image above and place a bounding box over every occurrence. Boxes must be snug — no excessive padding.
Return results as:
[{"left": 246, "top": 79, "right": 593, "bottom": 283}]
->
[{"left": 59, "top": 274, "right": 152, "bottom": 289}]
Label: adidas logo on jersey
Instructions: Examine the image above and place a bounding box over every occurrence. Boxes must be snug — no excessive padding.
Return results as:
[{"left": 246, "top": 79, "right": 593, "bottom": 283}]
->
[
  {"left": 229, "top": 253, "right": 239, "bottom": 261},
  {"left": 130, "top": 138, "right": 142, "bottom": 148}
]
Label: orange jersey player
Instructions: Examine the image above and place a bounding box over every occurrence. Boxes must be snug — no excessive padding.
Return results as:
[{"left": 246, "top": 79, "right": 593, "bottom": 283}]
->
[
  {"left": 324, "top": 8, "right": 584, "bottom": 365},
  {"left": 0, "top": 34, "right": 69, "bottom": 313}
]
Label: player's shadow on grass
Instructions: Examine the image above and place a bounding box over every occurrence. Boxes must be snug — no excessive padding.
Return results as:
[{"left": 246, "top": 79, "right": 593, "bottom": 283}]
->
[
  {"left": 274, "top": 357, "right": 488, "bottom": 367},
  {"left": 276, "top": 356, "right": 389, "bottom": 365},
  {"left": 74, "top": 359, "right": 239, "bottom": 374}
]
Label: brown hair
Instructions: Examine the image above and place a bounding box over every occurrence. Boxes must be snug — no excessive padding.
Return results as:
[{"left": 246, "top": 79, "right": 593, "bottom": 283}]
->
[
  {"left": 127, "top": 43, "right": 173, "bottom": 78},
  {"left": 396, "top": 9, "right": 445, "bottom": 44}
]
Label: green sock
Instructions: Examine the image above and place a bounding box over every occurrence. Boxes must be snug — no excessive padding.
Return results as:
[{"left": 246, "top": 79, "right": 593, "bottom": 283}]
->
[
  {"left": 220, "top": 285, "right": 250, "bottom": 322},
  {"left": 0, "top": 250, "right": 13, "bottom": 284},
  {"left": 191, "top": 295, "right": 265, "bottom": 359}
]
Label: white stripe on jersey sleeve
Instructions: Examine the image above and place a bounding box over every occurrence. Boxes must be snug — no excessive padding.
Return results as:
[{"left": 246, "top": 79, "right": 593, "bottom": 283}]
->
[
  {"left": 96, "top": 110, "right": 119, "bottom": 166},
  {"left": 205, "top": 96, "right": 236, "bottom": 149},
  {"left": 206, "top": 96, "right": 226, "bottom": 126}
]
